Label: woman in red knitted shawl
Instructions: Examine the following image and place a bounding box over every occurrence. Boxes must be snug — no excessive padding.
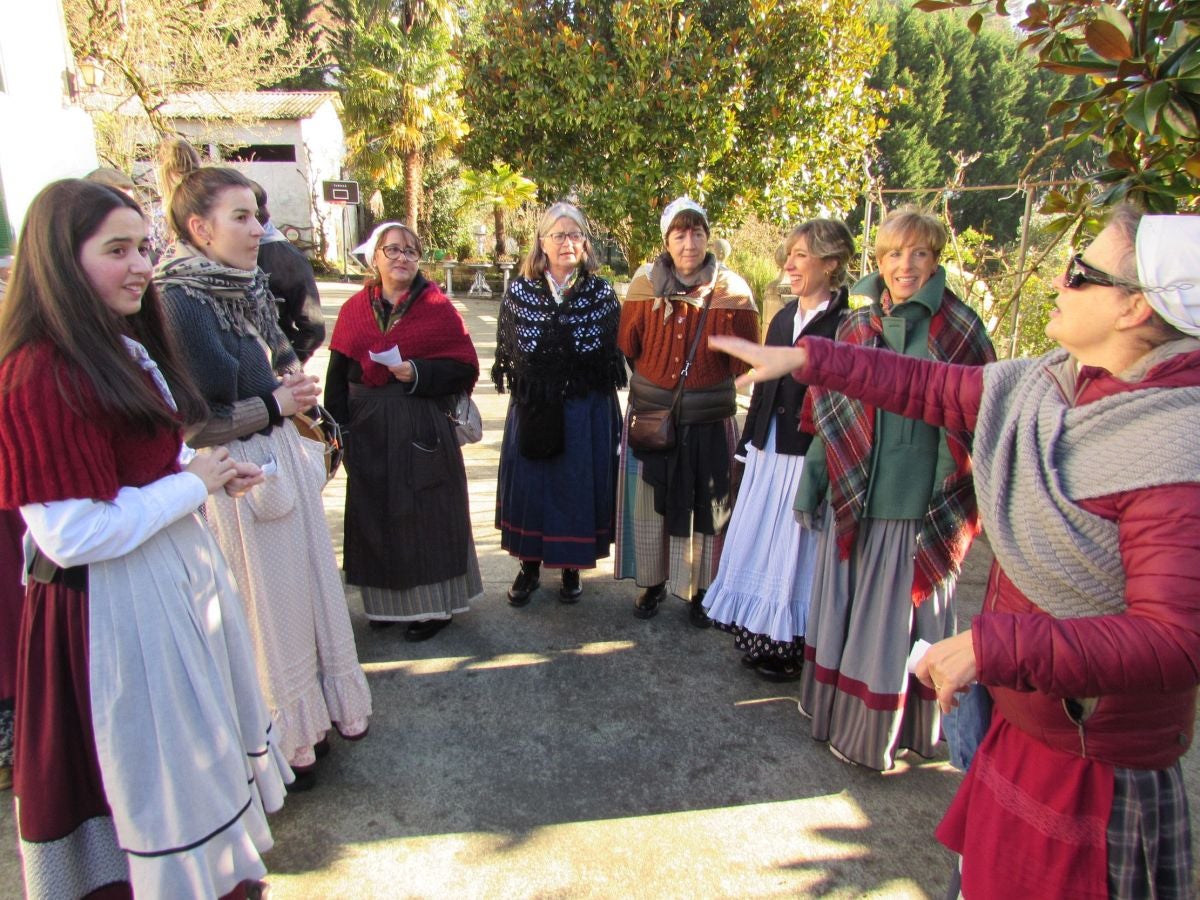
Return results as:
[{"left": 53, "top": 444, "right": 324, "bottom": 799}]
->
[
  {"left": 0, "top": 180, "right": 291, "bottom": 899},
  {"left": 325, "top": 223, "right": 481, "bottom": 641}
]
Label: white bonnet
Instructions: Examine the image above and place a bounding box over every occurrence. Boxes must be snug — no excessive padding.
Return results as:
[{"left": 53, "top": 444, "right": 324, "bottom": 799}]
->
[
  {"left": 1136, "top": 215, "right": 1200, "bottom": 337},
  {"left": 659, "top": 197, "right": 708, "bottom": 239},
  {"left": 352, "top": 221, "right": 406, "bottom": 267}
]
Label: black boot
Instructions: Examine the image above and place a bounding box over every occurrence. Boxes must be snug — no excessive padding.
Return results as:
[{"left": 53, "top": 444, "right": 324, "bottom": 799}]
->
[
  {"left": 559, "top": 568, "right": 582, "bottom": 602},
  {"left": 633, "top": 582, "right": 666, "bottom": 619},
  {"left": 508, "top": 561, "right": 541, "bottom": 607},
  {"left": 689, "top": 589, "right": 713, "bottom": 629}
]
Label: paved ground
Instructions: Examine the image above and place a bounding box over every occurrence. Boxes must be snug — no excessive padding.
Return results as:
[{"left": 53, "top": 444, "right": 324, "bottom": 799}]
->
[{"left": 0, "top": 281, "right": 1195, "bottom": 899}]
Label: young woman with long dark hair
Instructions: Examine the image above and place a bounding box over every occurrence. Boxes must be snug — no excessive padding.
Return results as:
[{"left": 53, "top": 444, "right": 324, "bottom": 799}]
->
[{"left": 0, "top": 178, "right": 290, "bottom": 899}]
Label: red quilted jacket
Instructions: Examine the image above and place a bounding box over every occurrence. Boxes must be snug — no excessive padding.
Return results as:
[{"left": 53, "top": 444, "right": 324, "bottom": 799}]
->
[{"left": 796, "top": 336, "right": 1200, "bottom": 768}]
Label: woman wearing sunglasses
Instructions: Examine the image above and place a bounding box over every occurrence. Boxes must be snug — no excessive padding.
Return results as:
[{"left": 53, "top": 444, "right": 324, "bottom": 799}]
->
[
  {"left": 326, "top": 222, "right": 482, "bottom": 639},
  {"left": 712, "top": 205, "right": 1200, "bottom": 899},
  {"left": 492, "top": 202, "right": 625, "bottom": 605}
]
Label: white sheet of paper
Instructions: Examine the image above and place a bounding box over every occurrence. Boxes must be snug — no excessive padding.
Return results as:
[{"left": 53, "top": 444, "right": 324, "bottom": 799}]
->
[
  {"left": 369, "top": 346, "right": 403, "bottom": 367},
  {"left": 906, "top": 639, "right": 932, "bottom": 675}
]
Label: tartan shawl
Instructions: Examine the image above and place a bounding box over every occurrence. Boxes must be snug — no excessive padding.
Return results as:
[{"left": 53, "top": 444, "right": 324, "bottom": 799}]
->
[{"left": 811, "top": 269, "right": 995, "bottom": 604}]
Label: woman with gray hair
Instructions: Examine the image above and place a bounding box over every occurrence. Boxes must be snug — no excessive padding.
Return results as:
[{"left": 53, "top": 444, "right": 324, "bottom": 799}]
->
[
  {"left": 703, "top": 219, "right": 854, "bottom": 681},
  {"left": 326, "top": 222, "right": 482, "bottom": 638},
  {"left": 492, "top": 202, "right": 626, "bottom": 605},
  {"left": 713, "top": 204, "right": 1200, "bottom": 900}
]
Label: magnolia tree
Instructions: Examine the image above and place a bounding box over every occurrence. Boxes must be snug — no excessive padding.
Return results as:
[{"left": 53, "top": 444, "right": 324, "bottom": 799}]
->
[
  {"left": 463, "top": 0, "right": 887, "bottom": 267},
  {"left": 917, "top": 0, "right": 1199, "bottom": 223}
]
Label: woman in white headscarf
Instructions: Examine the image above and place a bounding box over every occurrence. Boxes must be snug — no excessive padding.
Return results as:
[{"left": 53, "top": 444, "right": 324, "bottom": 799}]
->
[
  {"left": 325, "top": 222, "right": 482, "bottom": 640},
  {"left": 713, "top": 205, "right": 1200, "bottom": 899},
  {"left": 615, "top": 197, "right": 759, "bottom": 624}
]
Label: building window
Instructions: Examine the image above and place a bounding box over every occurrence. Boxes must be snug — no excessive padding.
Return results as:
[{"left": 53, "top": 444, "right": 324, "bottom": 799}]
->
[{"left": 221, "top": 144, "right": 297, "bottom": 163}]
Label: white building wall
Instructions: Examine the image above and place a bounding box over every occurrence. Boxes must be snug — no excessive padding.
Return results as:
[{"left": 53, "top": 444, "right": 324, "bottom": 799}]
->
[
  {"left": 0, "top": 0, "right": 98, "bottom": 252},
  {"left": 299, "top": 100, "right": 353, "bottom": 266}
]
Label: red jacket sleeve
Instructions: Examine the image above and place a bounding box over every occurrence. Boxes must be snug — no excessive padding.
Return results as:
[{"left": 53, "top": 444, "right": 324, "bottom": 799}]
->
[
  {"left": 975, "top": 483, "right": 1200, "bottom": 695},
  {"left": 796, "top": 336, "right": 984, "bottom": 432}
]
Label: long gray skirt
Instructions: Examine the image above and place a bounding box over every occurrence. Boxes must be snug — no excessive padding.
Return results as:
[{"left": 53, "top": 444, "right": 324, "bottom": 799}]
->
[{"left": 798, "top": 514, "right": 955, "bottom": 771}]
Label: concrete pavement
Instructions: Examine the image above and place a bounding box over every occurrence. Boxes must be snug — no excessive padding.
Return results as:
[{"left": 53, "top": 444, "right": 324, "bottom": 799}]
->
[{"left": 0, "top": 281, "right": 1195, "bottom": 899}]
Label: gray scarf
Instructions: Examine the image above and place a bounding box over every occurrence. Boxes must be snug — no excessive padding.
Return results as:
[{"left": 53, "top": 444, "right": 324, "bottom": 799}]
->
[
  {"left": 974, "top": 344, "right": 1200, "bottom": 618},
  {"left": 154, "top": 243, "right": 297, "bottom": 373}
]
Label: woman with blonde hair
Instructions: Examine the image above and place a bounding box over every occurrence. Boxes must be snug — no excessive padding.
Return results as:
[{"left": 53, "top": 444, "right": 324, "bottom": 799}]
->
[
  {"left": 155, "top": 139, "right": 372, "bottom": 790},
  {"left": 703, "top": 218, "right": 854, "bottom": 680},
  {"left": 784, "top": 207, "right": 993, "bottom": 770},
  {"left": 714, "top": 204, "right": 1200, "bottom": 899},
  {"left": 325, "top": 221, "right": 482, "bottom": 637},
  {"left": 492, "top": 201, "right": 625, "bottom": 605}
]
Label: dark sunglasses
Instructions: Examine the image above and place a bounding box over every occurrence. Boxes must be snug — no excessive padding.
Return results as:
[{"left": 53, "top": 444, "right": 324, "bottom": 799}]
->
[{"left": 1064, "top": 254, "right": 1135, "bottom": 290}]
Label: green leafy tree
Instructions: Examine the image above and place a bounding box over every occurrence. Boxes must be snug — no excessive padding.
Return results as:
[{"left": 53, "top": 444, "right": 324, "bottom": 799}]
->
[
  {"left": 916, "top": 0, "right": 1200, "bottom": 218},
  {"left": 869, "top": 1, "right": 1091, "bottom": 239},
  {"left": 460, "top": 161, "right": 538, "bottom": 258},
  {"left": 261, "top": 0, "right": 330, "bottom": 90},
  {"left": 330, "top": 0, "right": 468, "bottom": 231},
  {"left": 462, "top": 0, "right": 887, "bottom": 267}
]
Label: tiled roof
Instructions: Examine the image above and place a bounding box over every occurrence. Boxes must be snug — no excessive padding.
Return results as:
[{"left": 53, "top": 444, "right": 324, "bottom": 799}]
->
[
  {"left": 157, "top": 91, "right": 340, "bottom": 120},
  {"left": 88, "top": 91, "right": 340, "bottom": 120}
]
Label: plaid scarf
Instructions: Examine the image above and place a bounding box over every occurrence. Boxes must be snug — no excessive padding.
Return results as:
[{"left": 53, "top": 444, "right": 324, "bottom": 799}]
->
[{"left": 811, "top": 270, "right": 995, "bottom": 604}]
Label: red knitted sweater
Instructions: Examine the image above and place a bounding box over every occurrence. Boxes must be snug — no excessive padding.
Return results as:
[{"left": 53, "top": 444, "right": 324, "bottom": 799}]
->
[
  {"left": 618, "top": 268, "right": 759, "bottom": 389},
  {"left": 0, "top": 342, "right": 182, "bottom": 506}
]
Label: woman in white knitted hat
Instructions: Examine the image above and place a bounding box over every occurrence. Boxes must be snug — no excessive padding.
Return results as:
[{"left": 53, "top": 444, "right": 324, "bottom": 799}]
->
[
  {"left": 615, "top": 197, "right": 760, "bottom": 624},
  {"left": 712, "top": 204, "right": 1200, "bottom": 899}
]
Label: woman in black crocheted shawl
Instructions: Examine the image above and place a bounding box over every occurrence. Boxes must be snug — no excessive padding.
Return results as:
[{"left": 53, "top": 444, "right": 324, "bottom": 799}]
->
[{"left": 492, "top": 201, "right": 627, "bottom": 605}]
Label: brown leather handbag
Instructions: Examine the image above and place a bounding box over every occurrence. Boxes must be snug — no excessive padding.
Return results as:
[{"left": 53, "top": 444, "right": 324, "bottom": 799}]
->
[{"left": 627, "top": 300, "right": 711, "bottom": 454}]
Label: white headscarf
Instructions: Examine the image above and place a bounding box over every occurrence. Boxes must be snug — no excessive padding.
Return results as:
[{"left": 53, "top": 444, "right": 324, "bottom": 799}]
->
[
  {"left": 659, "top": 197, "right": 707, "bottom": 239},
  {"left": 352, "top": 221, "right": 406, "bottom": 268},
  {"left": 1136, "top": 215, "right": 1200, "bottom": 336}
]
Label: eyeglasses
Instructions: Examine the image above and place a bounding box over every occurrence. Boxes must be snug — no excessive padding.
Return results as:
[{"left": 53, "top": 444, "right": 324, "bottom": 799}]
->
[
  {"left": 1064, "top": 254, "right": 1138, "bottom": 291},
  {"left": 379, "top": 244, "right": 420, "bottom": 262},
  {"left": 544, "top": 231, "right": 585, "bottom": 246}
]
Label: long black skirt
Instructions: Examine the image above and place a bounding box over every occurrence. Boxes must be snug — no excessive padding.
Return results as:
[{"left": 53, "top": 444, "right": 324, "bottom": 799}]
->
[{"left": 343, "top": 383, "right": 473, "bottom": 594}]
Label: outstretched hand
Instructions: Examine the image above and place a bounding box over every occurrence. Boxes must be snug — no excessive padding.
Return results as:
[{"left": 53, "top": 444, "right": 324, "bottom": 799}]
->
[{"left": 708, "top": 336, "right": 808, "bottom": 389}]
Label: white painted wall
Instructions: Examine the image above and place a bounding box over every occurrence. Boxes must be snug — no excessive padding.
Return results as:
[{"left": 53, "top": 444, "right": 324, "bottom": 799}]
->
[
  {"left": 299, "top": 98, "right": 355, "bottom": 264},
  {"left": 0, "top": 0, "right": 98, "bottom": 253},
  {"left": 175, "top": 99, "right": 350, "bottom": 266}
]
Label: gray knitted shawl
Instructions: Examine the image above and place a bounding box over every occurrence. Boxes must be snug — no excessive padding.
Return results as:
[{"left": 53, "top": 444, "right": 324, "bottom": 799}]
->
[{"left": 975, "top": 347, "right": 1200, "bottom": 618}]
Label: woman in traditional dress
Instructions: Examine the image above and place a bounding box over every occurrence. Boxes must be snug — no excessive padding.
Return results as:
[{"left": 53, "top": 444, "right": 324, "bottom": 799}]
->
[
  {"left": 783, "top": 207, "right": 993, "bottom": 770},
  {"left": 714, "top": 205, "right": 1200, "bottom": 899},
  {"left": 0, "top": 509, "right": 21, "bottom": 792},
  {"left": 615, "top": 197, "right": 759, "bottom": 623},
  {"left": 492, "top": 202, "right": 625, "bottom": 606},
  {"left": 325, "top": 222, "right": 482, "bottom": 639},
  {"left": 703, "top": 219, "right": 853, "bottom": 681},
  {"left": 0, "top": 178, "right": 290, "bottom": 899},
  {"left": 155, "top": 140, "right": 372, "bottom": 790}
]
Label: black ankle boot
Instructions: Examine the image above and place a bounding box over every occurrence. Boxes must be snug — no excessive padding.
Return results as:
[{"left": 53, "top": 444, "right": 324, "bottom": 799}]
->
[
  {"left": 559, "top": 568, "right": 582, "bottom": 602},
  {"left": 634, "top": 583, "right": 665, "bottom": 619},
  {"left": 689, "top": 589, "right": 713, "bottom": 629},
  {"left": 508, "top": 561, "right": 541, "bottom": 607}
]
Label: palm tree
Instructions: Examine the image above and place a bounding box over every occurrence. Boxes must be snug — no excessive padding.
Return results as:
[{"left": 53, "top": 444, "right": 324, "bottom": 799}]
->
[
  {"left": 461, "top": 161, "right": 538, "bottom": 258},
  {"left": 332, "top": 0, "right": 466, "bottom": 230}
]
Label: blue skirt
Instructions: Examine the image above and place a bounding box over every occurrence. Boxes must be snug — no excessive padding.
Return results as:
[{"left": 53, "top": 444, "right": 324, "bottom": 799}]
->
[{"left": 496, "top": 389, "right": 622, "bottom": 568}]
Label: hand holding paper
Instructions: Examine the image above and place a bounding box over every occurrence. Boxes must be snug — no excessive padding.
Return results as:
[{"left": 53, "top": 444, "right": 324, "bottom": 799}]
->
[{"left": 369, "top": 346, "right": 403, "bottom": 367}]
